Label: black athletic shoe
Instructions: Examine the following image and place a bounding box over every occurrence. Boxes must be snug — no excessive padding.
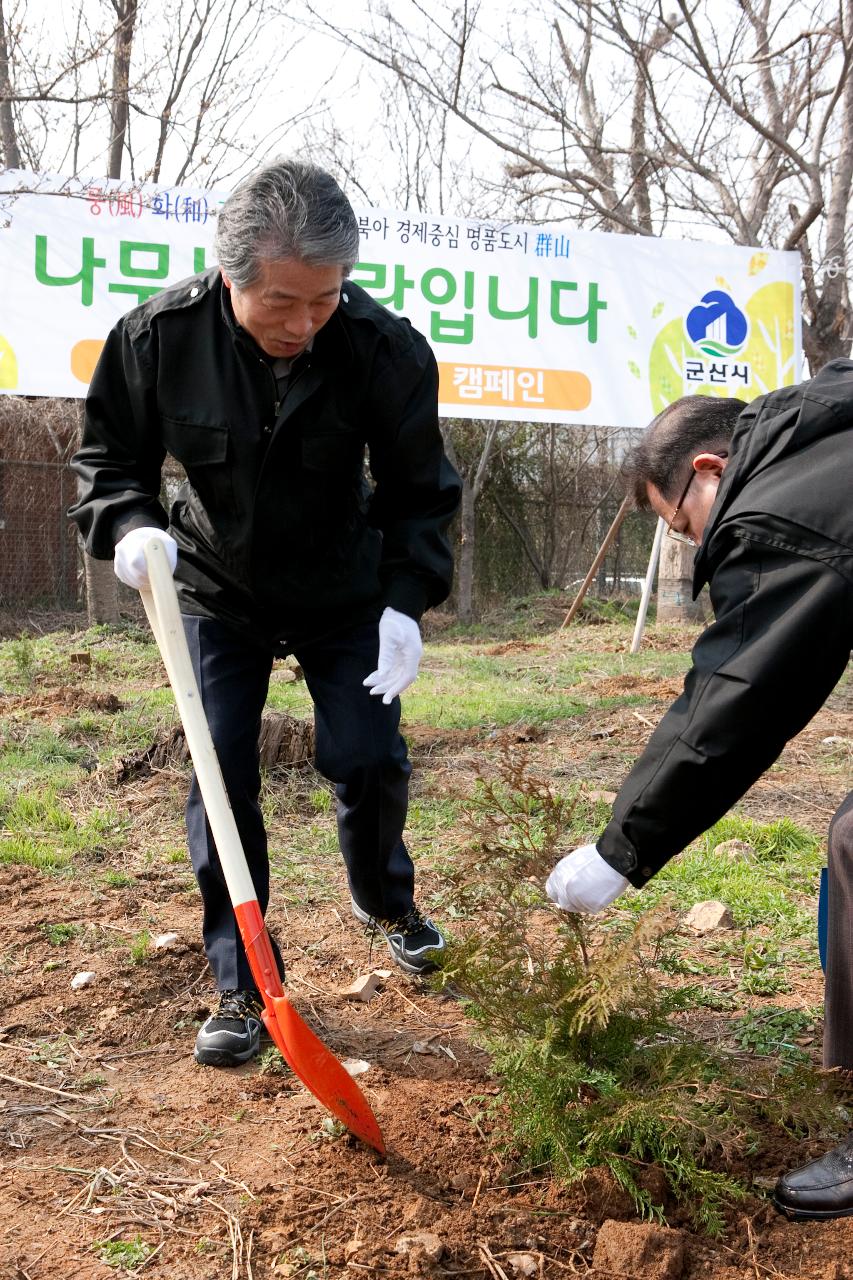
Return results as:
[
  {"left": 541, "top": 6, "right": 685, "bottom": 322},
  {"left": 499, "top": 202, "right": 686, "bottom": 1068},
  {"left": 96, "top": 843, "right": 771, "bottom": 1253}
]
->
[
  {"left": 351, "top": 899, "right": 446, "bottom": 975},
  {"left": 194, "top": 989, "right": 263, "bottom": 1067}
]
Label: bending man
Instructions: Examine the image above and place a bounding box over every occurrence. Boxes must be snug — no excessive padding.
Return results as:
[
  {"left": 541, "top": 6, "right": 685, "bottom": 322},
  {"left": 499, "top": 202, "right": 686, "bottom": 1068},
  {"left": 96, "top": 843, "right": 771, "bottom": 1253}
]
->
[{"left": 547, "top": 362, "right": 853, "bottom": 1219}]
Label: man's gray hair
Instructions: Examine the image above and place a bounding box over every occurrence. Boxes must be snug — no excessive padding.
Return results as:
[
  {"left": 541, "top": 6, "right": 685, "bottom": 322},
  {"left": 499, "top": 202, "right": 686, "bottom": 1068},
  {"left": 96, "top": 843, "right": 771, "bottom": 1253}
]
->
[
  {"left": 215, "top": 158, "right": 360, "bottom": 288},
  {"left": 622, "top": 395, "right": 745, "bottom": 508}
]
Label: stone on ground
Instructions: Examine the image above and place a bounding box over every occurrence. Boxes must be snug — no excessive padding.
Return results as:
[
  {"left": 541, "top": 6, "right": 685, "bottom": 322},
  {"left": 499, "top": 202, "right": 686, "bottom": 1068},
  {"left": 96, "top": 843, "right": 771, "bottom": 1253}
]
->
[
  {"left": 683, "top": 899, "right": 734, "bottom": 933},
  {"left": 592, "top": 1219, "right": 685, "bottom": 1279},
  {"left": 394, "top": 1231, "right": 444, "bottom": 1262},
  {"left": 714, "top": 838, "right": 756, "bottom": 861},
  {"left": 339, "top": 972, "right": 383, "bottom": 1002}
]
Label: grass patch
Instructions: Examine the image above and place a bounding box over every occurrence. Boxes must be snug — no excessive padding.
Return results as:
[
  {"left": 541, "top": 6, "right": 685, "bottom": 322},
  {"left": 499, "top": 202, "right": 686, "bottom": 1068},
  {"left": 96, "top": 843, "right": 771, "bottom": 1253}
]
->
[
  {"left": 626, "top": 815, "right": 824, "bottom": 939},
  {"left": 94, "top": 1236, "right": 151, "bottom": 1269},
  {"left": 0, "top": 784, "right": 128, "bottom": 872},
  {"left": 264, "top": 631, "right": 694, "bottom": 732},
  {"left": 733, "top": 1006, "right": 820, "bottom": 1063},
  {"left": 102, "top": 869, "right": 134, "bottom": 889},
  {"left": 128, "top": 929, "right": 152, "bottom": 964},
  {"left": 41, "top": 921, "right": 79, "bottom": 945}
]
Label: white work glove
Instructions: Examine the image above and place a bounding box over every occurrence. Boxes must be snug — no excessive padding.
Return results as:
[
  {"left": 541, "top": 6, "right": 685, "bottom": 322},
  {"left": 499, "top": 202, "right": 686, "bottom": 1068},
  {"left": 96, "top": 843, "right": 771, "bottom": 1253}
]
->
[
  {"left": 363, "top": 606, "right": 423, "bottom": 704},
  {"left": 546, "top": 843, "right": 630, "bottom": 913},
  {"left": 113, "top": 527, "right": 178, "bottom": 590}
]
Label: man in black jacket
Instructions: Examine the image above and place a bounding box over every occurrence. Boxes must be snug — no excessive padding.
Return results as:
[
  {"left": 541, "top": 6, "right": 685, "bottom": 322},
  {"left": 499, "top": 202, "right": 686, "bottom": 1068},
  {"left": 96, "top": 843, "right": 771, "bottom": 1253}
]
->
[
  {"left": 546, "top": 361, "right": 852, "bottom": 1219},
  {"left": 70, "top": 159, "right": 461, "bottom": 1067}
]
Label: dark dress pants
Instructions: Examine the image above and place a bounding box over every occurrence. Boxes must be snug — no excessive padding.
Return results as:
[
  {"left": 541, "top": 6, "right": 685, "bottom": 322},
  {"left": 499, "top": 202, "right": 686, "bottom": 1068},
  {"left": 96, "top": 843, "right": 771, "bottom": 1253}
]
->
[
  {"left": 823, "top": 789, "right": 853, "bottom": 1069},
  {"left": 183, "top": 614, "right": 415, "bottom": 991}
]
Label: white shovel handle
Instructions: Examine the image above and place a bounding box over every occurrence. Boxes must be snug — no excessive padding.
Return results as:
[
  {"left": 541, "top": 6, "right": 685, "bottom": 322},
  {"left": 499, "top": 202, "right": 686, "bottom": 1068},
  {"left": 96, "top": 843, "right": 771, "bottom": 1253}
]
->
[{"left": 139, "top": 536, "right": 257, "bottom": 909}]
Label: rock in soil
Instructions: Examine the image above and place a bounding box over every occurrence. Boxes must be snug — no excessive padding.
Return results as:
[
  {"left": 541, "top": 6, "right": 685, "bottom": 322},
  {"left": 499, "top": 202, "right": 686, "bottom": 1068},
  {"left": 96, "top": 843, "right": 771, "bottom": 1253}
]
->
[
  {"left": 340, "top": 972, "right": 383, "bottom": 1002},
  {"left": 507, "top": 1253, "right": 539, "bottom": 1276},
  {"left": 714, "top": 838, "right": 756, "bottom": 861},
  {"left": 592, "top": 1219, "right": 685, "bottom": 1279},
  {"left": 683, "top": 899, "right": 734, "bottom": 933},
  {"left": 394, "top": 1231, "right": 445, "bottom": 1262}
]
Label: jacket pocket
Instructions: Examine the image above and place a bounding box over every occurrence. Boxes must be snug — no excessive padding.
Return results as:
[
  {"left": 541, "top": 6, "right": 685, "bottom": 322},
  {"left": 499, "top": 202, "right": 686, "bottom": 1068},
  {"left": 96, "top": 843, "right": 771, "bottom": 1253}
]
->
[
  {"left": 162, "top": 417, "right": 229, "bottom": 468},
  {"left": 161, "top": 418, "right": 234, "bottom": 544}
]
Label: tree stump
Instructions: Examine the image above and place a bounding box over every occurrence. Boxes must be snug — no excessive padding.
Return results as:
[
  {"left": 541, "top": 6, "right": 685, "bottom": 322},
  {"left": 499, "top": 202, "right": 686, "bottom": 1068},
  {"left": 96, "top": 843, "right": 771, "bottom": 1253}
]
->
[{"left": 116, "top": 710, "right": 314, "bottom": 781}]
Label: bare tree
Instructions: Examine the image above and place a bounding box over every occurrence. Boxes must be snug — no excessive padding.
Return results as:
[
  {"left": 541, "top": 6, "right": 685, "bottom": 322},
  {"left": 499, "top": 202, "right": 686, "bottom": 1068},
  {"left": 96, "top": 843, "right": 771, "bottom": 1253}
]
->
[
  {"left": 0, "top": 0, "right": 319, "bottom": 185},
  {"left": 487, "top": 425, "right": 625, "bottom": 591},
  {"left": 298, "top": 0, "right": 852, "bottom": 622},
  {"left": 440, "top": 420, "right": 500, "bottom": 623},
  {"left": 82, "top": 0, "right": 139, "bottom": 622},
  {"left": 0, "top": 0, "right": 329, "bottom": 622},
  {"left": 106, "top": 0, "right": 136, "bottom": 178},
  {"left": 305, "top": 0, "right": 853, "bottom": 374},
  {"left": 0, "top": 0, "right": 20, "bottom": 166}
]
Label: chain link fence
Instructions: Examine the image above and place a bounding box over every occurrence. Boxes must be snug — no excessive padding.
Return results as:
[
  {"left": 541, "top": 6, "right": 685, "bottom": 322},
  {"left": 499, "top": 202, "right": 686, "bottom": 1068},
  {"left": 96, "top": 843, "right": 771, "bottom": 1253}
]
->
[
  {"left": 0, "top": 399, "right": 659, "bottom": 628},
  {"left": 0, "top": 398, "right": 83, "bottom": 626}
]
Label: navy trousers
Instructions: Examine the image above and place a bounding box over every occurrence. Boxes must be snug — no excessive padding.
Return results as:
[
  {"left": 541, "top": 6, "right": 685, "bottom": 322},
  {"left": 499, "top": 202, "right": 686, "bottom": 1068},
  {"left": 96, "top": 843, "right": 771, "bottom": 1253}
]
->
[
  {"left": 824, "top": 789, "right": 853, "bottom": 1069},
  {"left": 183, "top": 614, "right": 415, "bottom": 991}
]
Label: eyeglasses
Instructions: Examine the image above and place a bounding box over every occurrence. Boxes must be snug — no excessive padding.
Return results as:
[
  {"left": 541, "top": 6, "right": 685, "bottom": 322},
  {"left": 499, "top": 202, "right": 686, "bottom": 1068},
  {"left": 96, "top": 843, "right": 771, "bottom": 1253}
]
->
[
  {"left": 665, "top": 451, "right": 728, "bottom": 547},
  {"left": 666, "top": 469, "right": 698, "bottom": 545}
]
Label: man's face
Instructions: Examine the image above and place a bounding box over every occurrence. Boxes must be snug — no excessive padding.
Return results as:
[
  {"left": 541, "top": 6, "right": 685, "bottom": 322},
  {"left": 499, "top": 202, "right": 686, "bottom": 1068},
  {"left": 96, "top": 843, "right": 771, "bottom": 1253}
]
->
[
  {"left": 646, "top": 452, "right": 729, "bottom": 547},
  {"left": 221, "top": 258, "right": 345, "bottom": 359}
]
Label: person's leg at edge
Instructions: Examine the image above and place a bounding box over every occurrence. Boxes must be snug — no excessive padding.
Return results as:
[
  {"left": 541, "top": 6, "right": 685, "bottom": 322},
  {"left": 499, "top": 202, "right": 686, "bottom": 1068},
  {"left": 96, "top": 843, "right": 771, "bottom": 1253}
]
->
[
  {"left": 294, "top": 621, "right": 444, "bottom": 974},
  {"left": 823, "top": 790, "right": 853, "bottom": 1071},
  {"left": 183, "top": 615, "right": 284, "bottom": 1065},
  {"left": 773, "top": 791, "right": 853, "bottom": 1218}
]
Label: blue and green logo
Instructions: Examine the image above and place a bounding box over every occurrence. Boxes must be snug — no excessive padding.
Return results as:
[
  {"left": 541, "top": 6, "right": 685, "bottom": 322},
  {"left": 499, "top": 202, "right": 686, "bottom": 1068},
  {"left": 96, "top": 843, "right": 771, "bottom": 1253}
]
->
[{"left": 685, "top": 290, "right": 748, "bottom": 358}]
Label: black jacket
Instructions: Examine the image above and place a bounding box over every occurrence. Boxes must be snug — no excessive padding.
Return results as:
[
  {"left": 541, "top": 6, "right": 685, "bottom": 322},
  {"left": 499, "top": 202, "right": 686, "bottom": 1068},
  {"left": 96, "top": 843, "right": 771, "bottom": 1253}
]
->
[
  {"left": 598, "top": 358, "right": 853, "bottom": 887},
  {"left": 69, "top": 270, "right": 461, "bottom": 646}
]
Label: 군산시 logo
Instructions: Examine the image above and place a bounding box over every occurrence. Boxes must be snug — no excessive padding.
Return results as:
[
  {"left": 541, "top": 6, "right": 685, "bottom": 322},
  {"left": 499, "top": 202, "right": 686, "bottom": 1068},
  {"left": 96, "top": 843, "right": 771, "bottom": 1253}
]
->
[{"left": 685, "top": 290, "right": 748, "bottom": 358}]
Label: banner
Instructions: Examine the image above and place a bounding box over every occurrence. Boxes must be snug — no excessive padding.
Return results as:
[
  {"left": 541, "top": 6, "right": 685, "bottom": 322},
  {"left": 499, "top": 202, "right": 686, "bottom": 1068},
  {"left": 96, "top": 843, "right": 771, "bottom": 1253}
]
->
[{"left": 0, "top": 170, "right": 801, "bottom": 427}]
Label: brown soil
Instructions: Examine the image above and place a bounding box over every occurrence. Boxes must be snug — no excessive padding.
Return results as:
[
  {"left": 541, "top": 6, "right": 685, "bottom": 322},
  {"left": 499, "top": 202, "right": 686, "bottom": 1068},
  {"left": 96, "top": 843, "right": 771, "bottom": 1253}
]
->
[{"left": 1, "top": 628, "right": 851, "bottom": 1279}]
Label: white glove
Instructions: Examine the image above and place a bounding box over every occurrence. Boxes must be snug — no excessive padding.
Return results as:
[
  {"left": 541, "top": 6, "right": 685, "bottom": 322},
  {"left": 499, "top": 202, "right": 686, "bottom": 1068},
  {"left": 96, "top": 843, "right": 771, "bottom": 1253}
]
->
[
  {"left": 363, "top": 606, "right": 423, "bottom": 704},
  {"left": 114, "top": 527, "right": 178, "bottom": 590},
  {"left": 546, "top": 843, "right": 630, "bottom": 913}
]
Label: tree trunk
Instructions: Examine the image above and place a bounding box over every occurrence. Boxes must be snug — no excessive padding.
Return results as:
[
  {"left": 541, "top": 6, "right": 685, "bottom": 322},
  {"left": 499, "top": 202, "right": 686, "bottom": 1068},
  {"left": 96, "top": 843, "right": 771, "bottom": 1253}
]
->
[
  {"left": 0, "top": 0, "right": 21, "bottom": 168},
  {"left": 84, "top": 0, "right": 138, "bottom": 625},
  {"left": 84, "top": 551, "right": 119, "bottom": 625},
  {"left": 656, "top": 538, "right": 705, "bottom": 625},
  {"left": 107, "top": 0, "right": 137, "bottom": 180},
  {"left": 456, "top": 480, "right": 476, "bottom": 624},
  {"left": 442, "top": 420, "right": 499, "bottom": 625}
]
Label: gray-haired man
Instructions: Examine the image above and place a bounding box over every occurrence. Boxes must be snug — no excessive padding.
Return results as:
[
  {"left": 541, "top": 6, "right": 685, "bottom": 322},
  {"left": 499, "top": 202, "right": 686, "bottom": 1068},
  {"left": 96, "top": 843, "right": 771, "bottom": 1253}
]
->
[
  {"left": 70, "top": 159, "right": 461, "bottom": 1066},
  {"left": 546, "top": 363, "right": 853, "bottom": 1219}
]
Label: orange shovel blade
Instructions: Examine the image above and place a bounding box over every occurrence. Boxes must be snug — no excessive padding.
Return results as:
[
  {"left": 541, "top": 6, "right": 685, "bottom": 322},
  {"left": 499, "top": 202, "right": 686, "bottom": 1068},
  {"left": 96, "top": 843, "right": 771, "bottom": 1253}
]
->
[
  {"left": 235, "top": 900, "right": 385, "bottom": 1155},
  {"left": 264, "top": 995, "right": 386, "bottom": 1156}
]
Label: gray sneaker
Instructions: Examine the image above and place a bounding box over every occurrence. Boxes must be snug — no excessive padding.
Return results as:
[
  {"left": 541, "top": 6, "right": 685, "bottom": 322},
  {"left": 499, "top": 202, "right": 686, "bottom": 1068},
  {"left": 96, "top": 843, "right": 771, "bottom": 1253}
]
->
[
  {"left": 194, "top": 989, "right": 263, "bottom": 1067},
  {"left": 351, "top": 899, "right": 446, "bottom": 975}
]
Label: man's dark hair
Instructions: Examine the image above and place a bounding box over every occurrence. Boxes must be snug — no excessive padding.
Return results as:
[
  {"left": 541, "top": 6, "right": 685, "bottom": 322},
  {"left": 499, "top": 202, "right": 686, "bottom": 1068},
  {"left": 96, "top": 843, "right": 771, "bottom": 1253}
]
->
[{"left": 623, "top": 396, "right": 745, "bottom": 509}]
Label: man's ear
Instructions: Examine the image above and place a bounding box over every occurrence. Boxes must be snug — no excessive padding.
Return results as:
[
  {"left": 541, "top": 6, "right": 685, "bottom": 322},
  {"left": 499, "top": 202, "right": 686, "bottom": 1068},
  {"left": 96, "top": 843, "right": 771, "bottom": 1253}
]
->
[
  {"left": 220, "top": 267, "right": 232, "bottom": 290},
  {"left": 692, "top": 452, "right": 728, "bottom": 476}
]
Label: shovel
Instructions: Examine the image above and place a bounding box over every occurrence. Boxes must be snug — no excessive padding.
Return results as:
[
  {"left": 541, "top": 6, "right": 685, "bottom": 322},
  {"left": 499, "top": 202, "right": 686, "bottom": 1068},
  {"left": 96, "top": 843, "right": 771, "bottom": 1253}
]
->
[{"left": 139, "top": 535, "right": 385, "bottom": 1155}]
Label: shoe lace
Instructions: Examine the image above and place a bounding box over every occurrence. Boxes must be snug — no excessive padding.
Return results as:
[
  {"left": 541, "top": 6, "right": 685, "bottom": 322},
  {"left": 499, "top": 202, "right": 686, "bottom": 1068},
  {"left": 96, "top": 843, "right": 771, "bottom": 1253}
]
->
[
  {"left": 366, "top": 906, "right": 428, "bottom": 938},
  {"left": 364, "top": 907, "right": 430, "bottom": 963},
  {"left": 216, "top": 989, "right": 261, "bottom": 1020}
]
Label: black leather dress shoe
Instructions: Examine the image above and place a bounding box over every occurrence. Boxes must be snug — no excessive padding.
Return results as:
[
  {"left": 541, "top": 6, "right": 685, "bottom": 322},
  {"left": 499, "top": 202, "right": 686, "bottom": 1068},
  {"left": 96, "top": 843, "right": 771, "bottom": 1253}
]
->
[{"left": 773, "top": 1133, "right": 853, "bottom": 1219}]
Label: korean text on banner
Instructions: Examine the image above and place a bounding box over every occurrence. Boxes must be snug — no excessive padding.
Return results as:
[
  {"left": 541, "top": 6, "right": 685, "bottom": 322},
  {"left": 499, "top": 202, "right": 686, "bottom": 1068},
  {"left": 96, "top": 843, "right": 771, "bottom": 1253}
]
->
[{"left": 0, "top": 171, "right": 801, "bottom": 427}]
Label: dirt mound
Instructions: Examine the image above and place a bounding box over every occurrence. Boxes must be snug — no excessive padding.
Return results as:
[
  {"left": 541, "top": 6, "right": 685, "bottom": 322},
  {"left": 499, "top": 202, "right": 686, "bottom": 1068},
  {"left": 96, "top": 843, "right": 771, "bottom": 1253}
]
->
[
  {"left": 2, "top": 685, "right": 123, "bottom": 717},
  {"left": 591, "top": 673, "right": 685, "bottom": 700}
]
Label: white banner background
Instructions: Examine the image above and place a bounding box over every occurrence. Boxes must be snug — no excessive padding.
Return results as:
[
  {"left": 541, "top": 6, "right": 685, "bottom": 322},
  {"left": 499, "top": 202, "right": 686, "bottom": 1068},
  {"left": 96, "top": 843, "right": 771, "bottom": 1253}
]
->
[{"left": 0, "top": 171, "right": 801, "bottom": 427}]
